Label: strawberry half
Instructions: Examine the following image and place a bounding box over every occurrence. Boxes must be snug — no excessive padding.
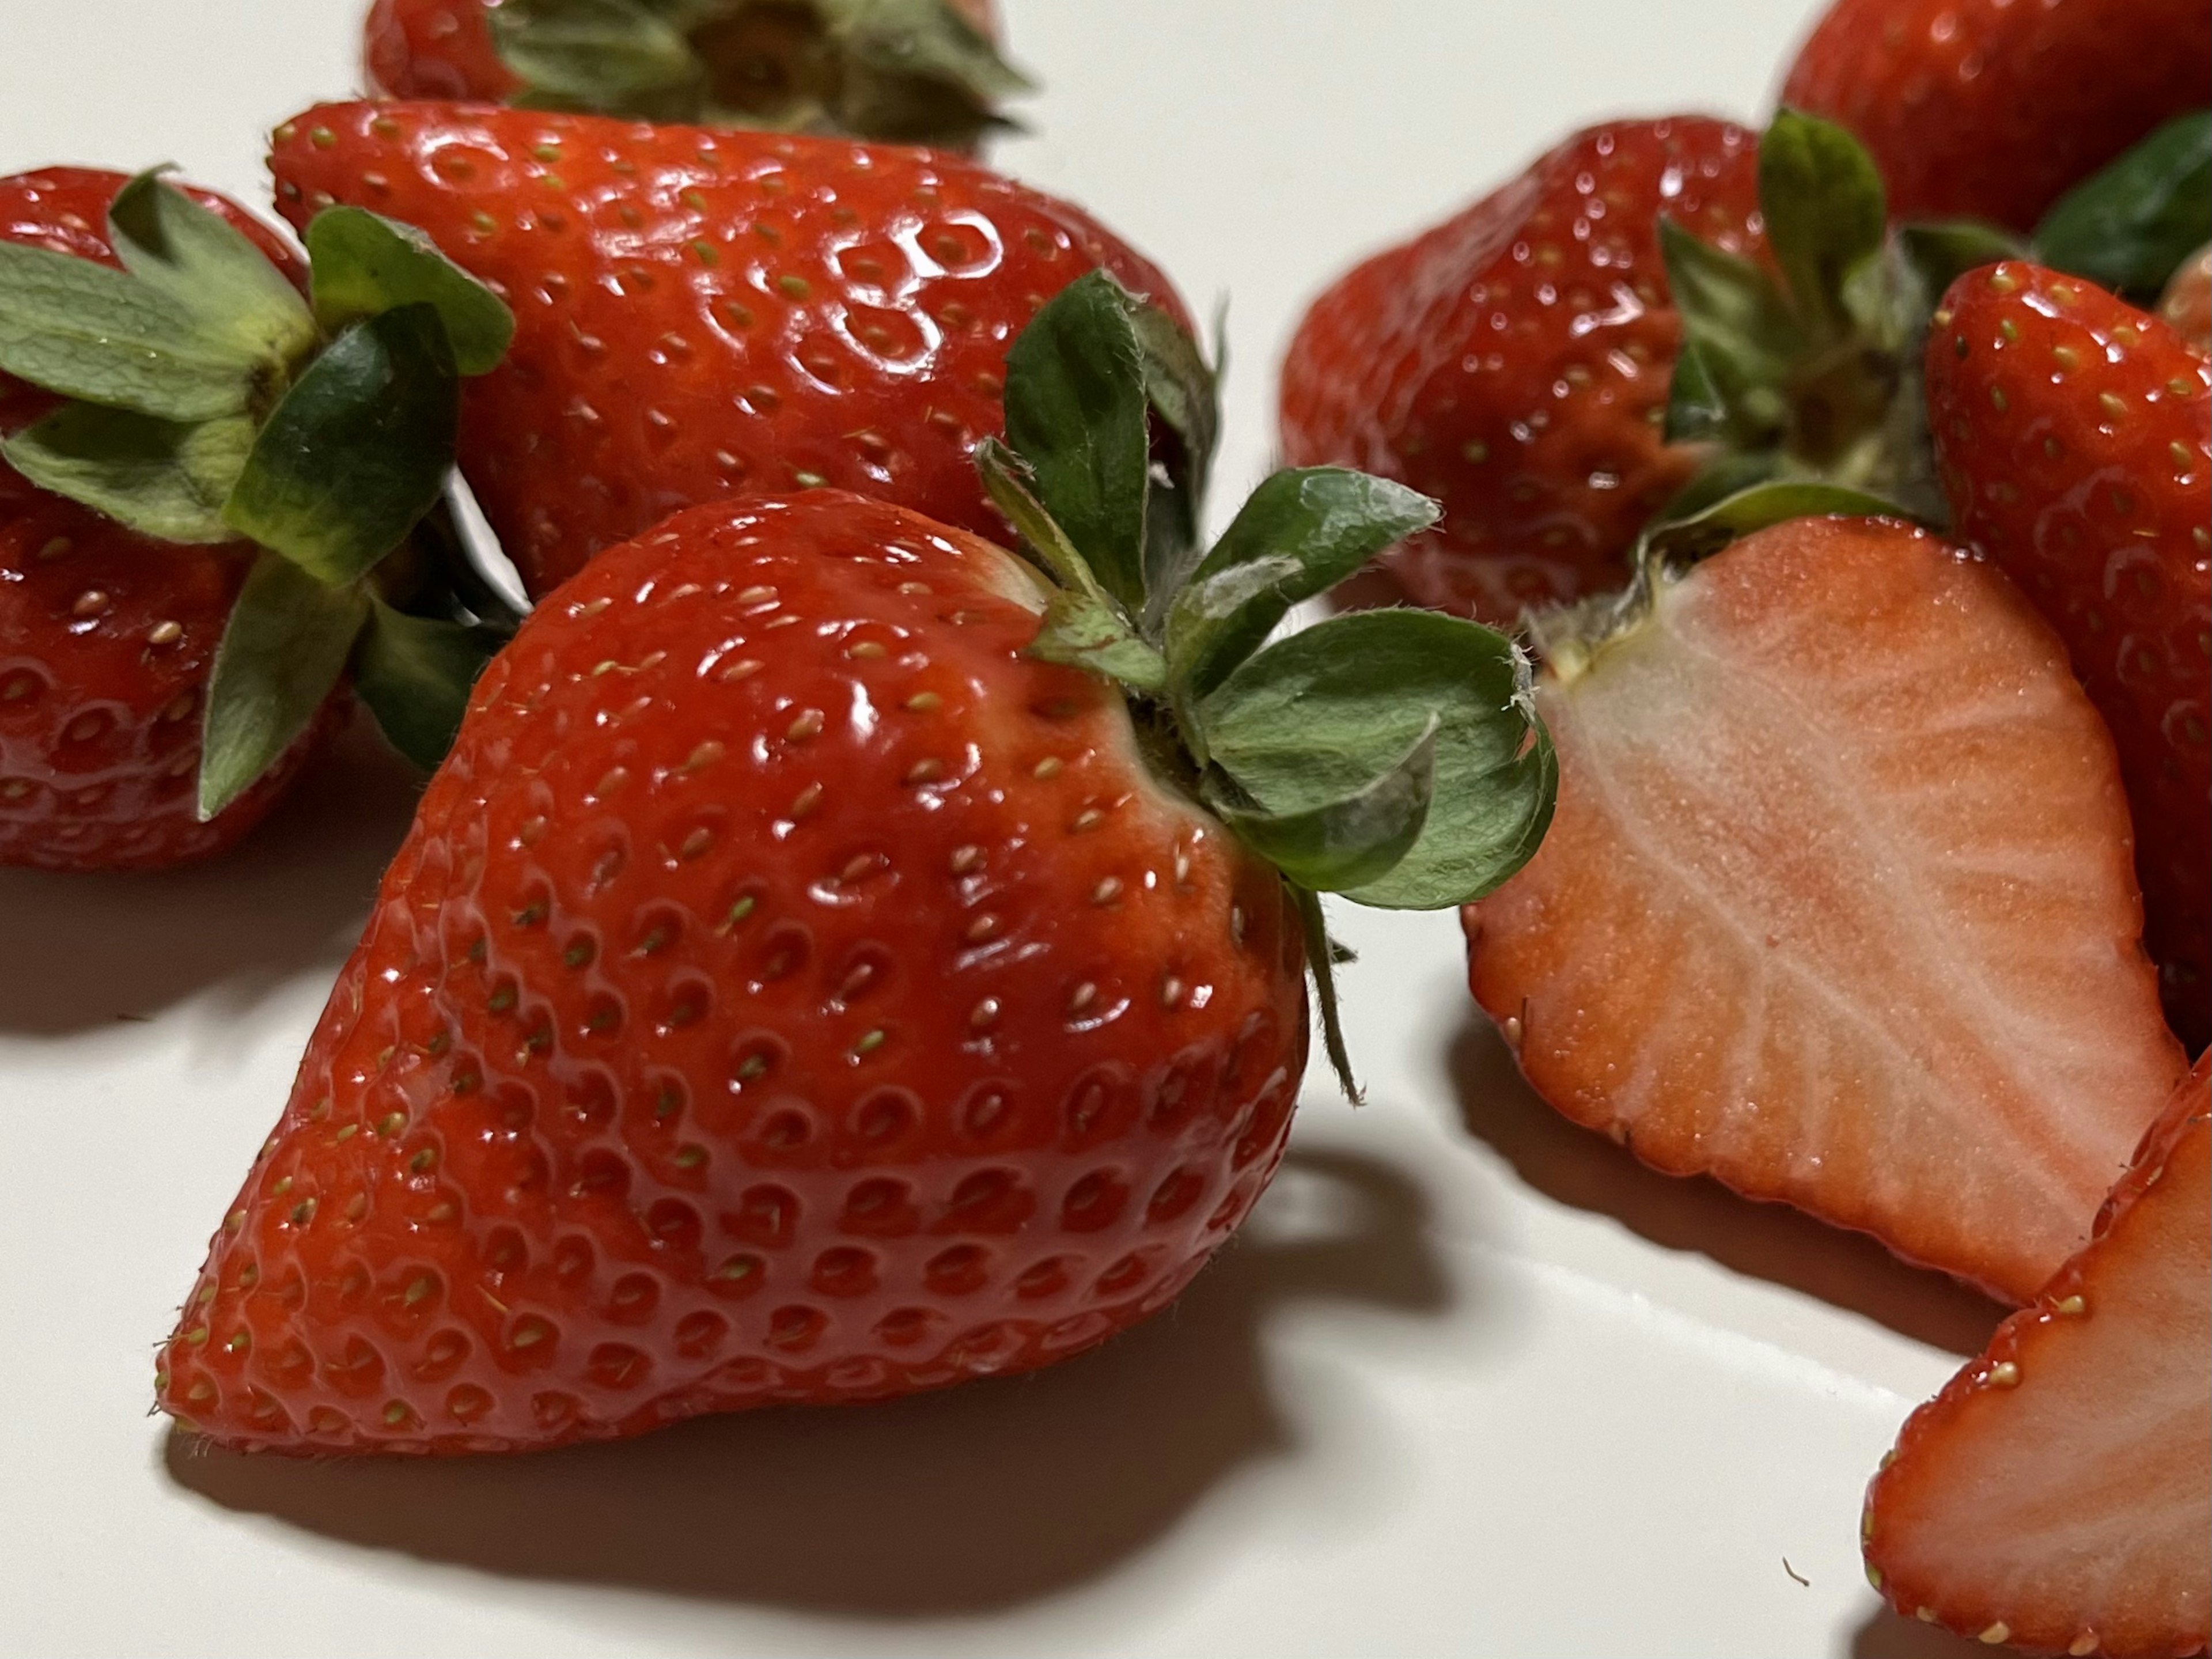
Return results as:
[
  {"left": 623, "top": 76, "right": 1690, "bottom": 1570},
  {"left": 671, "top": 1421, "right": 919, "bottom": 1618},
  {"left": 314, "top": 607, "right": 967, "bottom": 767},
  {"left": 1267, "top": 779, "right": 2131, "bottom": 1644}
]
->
[
  {"left": 157, "top": 275, "right": 1556, "bottom": 1453},
  {"left": 1925, "top": 263, "right": 2211, "bottom": 1052},
  {"left": 1862, "top": 1054, "right": 2211, "bottom": 1657},
  {"left": 1277, "top": 115, "right": 1763, "bottom": 624},
  {"left": 0, "top": 168, "right": 515, "bottom": 863},
  {"left": 268, "top": 101, "right": 1196, "bottom": 602},
  {"left": 1463, "top": 503, "right": 2186, "bottom": 1302},
  {"left": 363, "top": 0, "right": 1024, "bottom": 151},
  {"left": 1779, "top": 0, "right": 2212, "bottom": 233}
]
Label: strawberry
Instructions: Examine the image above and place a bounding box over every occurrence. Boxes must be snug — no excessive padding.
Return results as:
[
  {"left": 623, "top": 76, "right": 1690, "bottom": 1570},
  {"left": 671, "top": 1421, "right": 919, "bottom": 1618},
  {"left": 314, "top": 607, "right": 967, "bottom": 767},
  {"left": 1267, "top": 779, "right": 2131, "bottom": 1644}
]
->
[
  {"left": 1277, "top": 116, "right": 1763, "bottom": 624},
  {"left": 2160, "top": 244, "right": 2212, "bottom": 350},
  {"left": 363, "top": 0, "right": 1021, "bottom": 151},
  {"left": 1779, "top": 0, "right": 2212, "bottom": 233},
  {"left": 1862, "top": 1053, "right": 2211, "bottom": 1657},
  {"left": 1925, "top": 263, "right": 2211, "bottom": 1052},
  {"left": 1463, "top": 504, "right": 2186, "bottom": 1302},
  {"left": 267, "top": 100, "right": 1190, "bottom": 603},
  {"left": 156, "top": 275, "right": 1556, "bottom": 1452},
  {"left": 1, "top": 169, "right": 328, "bottom": 870}
]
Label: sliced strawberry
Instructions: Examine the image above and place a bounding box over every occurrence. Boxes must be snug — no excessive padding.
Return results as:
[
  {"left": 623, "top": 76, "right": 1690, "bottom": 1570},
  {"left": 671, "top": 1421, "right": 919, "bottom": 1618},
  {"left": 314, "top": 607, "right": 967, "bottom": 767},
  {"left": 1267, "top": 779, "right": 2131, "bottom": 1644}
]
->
[
  {"left": 1863, "top": 1054, "right": 2211, "bottom": 1657},
  {"left": 1464, "top": 511, "right": 2186, "bottom": 1302}
]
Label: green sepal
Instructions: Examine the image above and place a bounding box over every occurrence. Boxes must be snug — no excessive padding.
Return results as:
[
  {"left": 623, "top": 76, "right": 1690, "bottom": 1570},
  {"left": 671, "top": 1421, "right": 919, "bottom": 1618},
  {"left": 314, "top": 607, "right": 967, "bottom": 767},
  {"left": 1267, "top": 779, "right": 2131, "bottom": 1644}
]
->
[
  {"left": 1164, "top": 467, "right": 1438, "bottom": 713},
  {"left": 353, "top": 597, "right": 502, "bottom": 770},
  {"left": 1000, "top": 270, "right": 1153, "bottom": 615},
  {"left": 1028, "top": 590, "right": 1167, "bottom": 690},
  {"left": 0, "top": 238, "right": 262, "bottom": 422},
  {"left": 105, "top": 172, "right": 316, "bottom": 373},
  {"left": 1130, "top": 297, "right": 1221, "bottom": 611},
  {"left": 1759, "top": 108, "right": 1888, "bottom": 342},
  {"left": 1196, "top": 609, "right": 1555, "bottom": 912},
  {"left": 198, "top": 550, "right": 369, "bottom": 820},
  {"left": 490, "top": 0, "right": 699, "bottom": 118},
  {"left": 2033, "top": 111, "right": 2212, "bottom": 299},
  {"left": 831, "top": 0, "right": 1031, "bottom": 100},
  {"left": 305, "top": 207, "right": 516, "bottom": 374},
  {"left": 1205, "top": 714, "right": 1437, "bottom": 895},
  {"left": 0, "top": 404, "right": 252, "bottom": 544},
  {"left": 1897, "top": 220, "right": 2028, "bottom": 303},
  {"left": 1641, "top": 479, "right": 1910, "bottom": 570},
  {"left": 224, "top": 304, "right": 461, "bottom": 586},
  {"left": 1657, "top": 217, "right": 1801, "bottom": 446},
  {"left": 1649, "top": 448, "right": 1781, "bottom": 530},
  {"left": 1291, "top": 885, "right": 1361, "bottom": 1103}
]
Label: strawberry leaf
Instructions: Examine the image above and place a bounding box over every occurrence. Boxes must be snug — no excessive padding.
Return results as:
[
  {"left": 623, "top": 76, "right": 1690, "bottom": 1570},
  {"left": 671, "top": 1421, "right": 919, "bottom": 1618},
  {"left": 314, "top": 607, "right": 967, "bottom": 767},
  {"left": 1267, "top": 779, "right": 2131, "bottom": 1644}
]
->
[
  {"left": 0, "top": 404, "right": 252, "bottom": 544},
  {"left": 1204, "top": 714, "right": 1437, "bottom": 895},
  {"left": 2033, "top": 111, "right": 2212, "bottom": 300},
  {"left": 224, "top": 304, "right": 461, "bottom": 586},
  {"left": 1641, "top": 479, "right": 1909, "bottom": 569},
  {"left": 1760, "top": 108, "right": 1888, "bottom": 342},
  {"left": 1197, "top": 609, "right": 1554, "bottom": 911},
  {"left": 1898, "top": 221, "right": 2029, "bottom": 304},
  {"left": 305, "top": 207, "right": 516, "bottom": 375},
  {"left": 1290, "top": 885, "right": 1361, "bottom": 1102},
  {"left": 831, "top": 0, "right": 1032, "bottom": 101},
  {"left": 105, "top": 172, "right": 316, "bottom": 373},
  {"left": 1130, "top": 285, "right": 1219, "bottom": 611},
  {"left": 353, "top": 597, "right": 502, "bottom": 770},
  {"left": 490, "top": 0, "right": 700, "bottom": 117},
  {"left": 0, "top": 238, "right": 263, "bottom": 422},
  {"left": 1165, "top": 467, "right": 1438, "bottom": 709},
  {"left": 1658, "top": 218, "right": 1800, "bottom": 447},
  {"left": 1028, "top": 590, "right": 1167, "bottom": 690},
  {"left": 198, "top": 550, "right": 368, "bottom": 820},
  {"left": 1001, "top": 270, "right": 1152, "bottom": 616}
]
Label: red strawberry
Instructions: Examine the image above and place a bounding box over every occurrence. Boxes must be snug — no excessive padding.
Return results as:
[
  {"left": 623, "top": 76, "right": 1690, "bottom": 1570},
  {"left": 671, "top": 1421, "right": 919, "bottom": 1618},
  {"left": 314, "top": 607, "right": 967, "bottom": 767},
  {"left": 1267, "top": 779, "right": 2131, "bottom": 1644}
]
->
[
  {"left": 156, "top": 275, "right": 1554, "bottom": 1451},
  {"left": 1779, "top": 0, "right": 2212, "bottom": 233},
  {"left": 1463, "top": 509, "right": 2186, "bottom": 1302},
  {"left": 1925, "top": 263, "right": 2211, "bottom": 1052},
  {"left": 1862, "top": 1052, "right": 2211, "bottom": 1657},
  {"left": 1, "top": 169, "right": 327, "bottom": 870},
  {"left": 1277, "top": 116, "right": 1763, "bottom": 624},
  {"left": 266, "top": 101, "right": 1181, "bottom": 601},
  {"left": 363, "top": 0, "right": 1018, "bottom": 150}
]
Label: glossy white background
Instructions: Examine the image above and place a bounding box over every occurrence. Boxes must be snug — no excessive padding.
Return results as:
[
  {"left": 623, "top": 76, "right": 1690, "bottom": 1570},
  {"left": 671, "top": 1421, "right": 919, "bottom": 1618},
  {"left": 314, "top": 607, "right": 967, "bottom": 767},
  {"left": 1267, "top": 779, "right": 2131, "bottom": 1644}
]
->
[{"left": 0, "top": 3, "right": 1999, "bottom": 1653}]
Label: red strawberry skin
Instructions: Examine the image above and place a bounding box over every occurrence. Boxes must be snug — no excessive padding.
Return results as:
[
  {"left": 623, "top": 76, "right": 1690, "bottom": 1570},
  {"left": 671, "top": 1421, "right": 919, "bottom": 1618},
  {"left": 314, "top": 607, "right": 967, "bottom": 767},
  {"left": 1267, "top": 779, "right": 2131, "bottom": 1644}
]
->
[
  {"left": 268, "top": 101, "right": 1187, "bottom": 601},
  {"left": 1926, "top": 263, "right": 2211, "bottom": 1052},
  {"left": 157, "top": 492, "right": 1307, "bottom": 1453},
  {"left": 363, "top": 0, "right": 519, "bottom": 102},
  {"left": 1278, "top": 116, "right": 1762, "bottom": 625},
  {"left": 1464, "top": 515, "right": 2185, "bottom": 1302},
  {"left": 1, "top": 170, "right": 329, "bottom": 872},
  {"left": 1863, "top": 1054, "right": 2211, "bottom": 1657},
  {"left": 1781, "top": 0, "right": 2212, "bottom": 233}
]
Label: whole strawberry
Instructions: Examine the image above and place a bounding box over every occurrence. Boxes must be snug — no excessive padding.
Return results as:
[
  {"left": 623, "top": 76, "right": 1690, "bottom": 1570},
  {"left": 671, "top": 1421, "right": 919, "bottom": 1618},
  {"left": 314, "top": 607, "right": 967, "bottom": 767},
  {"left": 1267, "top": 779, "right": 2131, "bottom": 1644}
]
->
[
  {"left": 1780, "top": 0, "right": 2212, "bottom": 233},
  {"left": 269, "top": 101, "right": 1194, "bottom": 601},
  {"left": 1465, "top": 500, "right": 2185, "bottom": 1302},
  {"left": 1926, "top": 263, "right": 2211, "bottom": 1051},
  {"left": 0, "top": 168, "right": 521, "bottom": 860},
  {"left": 157, "top": 276, "right": 1555, "bottom": 1453},
  {"left": 363, "top": 0, "right": 1021, "bottom": 150},
  {"left": 1277, "top": 116, "right": 1762, "bottom": 623},
  {"left": 1862, "top": 1055, "right": 2210, "bottom": 1658}
]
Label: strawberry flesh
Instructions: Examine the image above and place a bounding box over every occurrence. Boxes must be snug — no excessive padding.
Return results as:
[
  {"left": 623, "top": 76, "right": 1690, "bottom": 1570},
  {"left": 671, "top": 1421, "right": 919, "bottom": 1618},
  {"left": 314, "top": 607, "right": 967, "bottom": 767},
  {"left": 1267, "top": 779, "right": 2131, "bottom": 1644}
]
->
[{"left": 1464, "top": 514, "right": 2186, "bottom": 1301}]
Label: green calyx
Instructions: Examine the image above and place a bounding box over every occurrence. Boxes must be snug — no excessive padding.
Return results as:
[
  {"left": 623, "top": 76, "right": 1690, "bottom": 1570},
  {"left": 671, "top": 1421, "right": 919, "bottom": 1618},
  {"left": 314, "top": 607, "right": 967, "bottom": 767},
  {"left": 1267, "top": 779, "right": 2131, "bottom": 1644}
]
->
[
  {"left": 982, "top": 272, "right": 1558, "bottom": 1099},
  {"left": 489, "top": 0, "right": 1032, "bottom": 149},
  {"left": 1657, "top": 109, "right": 2212, "bottom": 532},
  {"left": 0, "top": 173, "right": 516, "bottom": 817}
]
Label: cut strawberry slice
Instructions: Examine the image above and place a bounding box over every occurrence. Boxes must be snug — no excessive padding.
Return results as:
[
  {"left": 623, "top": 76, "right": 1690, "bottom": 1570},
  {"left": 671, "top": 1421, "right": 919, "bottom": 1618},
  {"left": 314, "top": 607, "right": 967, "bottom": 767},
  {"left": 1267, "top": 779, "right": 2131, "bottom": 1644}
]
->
[
  {"left": 1464, "top": 512, "right": 2186, "bottom": 1302},
  {"left": 1863, "top": 1055, "right": 2211, "bottom": 1658}
]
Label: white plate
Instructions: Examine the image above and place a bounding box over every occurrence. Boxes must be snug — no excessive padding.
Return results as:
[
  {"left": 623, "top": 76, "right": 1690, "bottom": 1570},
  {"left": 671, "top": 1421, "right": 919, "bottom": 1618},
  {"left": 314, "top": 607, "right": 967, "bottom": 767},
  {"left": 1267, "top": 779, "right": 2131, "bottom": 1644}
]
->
[{"left": 0, "top": 3, "right": 1999, "bottom": 1653}]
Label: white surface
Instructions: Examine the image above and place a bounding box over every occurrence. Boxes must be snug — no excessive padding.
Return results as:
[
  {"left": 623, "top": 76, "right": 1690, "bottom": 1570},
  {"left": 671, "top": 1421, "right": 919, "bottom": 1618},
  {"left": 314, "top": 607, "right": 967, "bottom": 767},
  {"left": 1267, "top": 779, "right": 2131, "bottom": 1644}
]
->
[{"left": 0, "top": 4, "right": 2002, "bottom": 1654}]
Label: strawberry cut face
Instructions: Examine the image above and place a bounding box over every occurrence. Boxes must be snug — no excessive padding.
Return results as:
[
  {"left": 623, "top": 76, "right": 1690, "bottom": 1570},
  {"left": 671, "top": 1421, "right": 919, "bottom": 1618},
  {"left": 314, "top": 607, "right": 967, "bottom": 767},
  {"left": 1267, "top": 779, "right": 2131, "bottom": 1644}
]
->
[{"left": 1465, "top": 514, "right": 2186, "bottom": 1302}]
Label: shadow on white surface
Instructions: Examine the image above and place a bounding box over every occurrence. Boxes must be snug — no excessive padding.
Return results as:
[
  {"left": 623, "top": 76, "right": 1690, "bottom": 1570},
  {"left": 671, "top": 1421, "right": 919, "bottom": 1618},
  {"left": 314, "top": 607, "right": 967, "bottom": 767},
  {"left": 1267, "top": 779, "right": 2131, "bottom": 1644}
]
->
[
  {"left": 161, "top": 1147, "right": 1450, "bottom": 1616},
  {"left": 1851, "top": 1608, "right": 1993, "bottom": 1658},
  {"left": 0, "top": 721, "right": 420, "bottom": 1036},
  {"left": 1449, "top": 1020, "right": 2009, "bottom": 1358}
]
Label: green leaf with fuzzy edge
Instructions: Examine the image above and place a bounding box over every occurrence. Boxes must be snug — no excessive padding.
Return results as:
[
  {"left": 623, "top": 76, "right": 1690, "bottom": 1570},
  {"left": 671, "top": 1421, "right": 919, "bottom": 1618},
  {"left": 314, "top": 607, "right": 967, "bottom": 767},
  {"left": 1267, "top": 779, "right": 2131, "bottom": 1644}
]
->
[
  {"left": 224, "top": 304, "right": 460, "bottom": 585},
  {"left": 1000, "top": 270, "right": 1152, "bottom": 615},
  {"left": 306, "top": 207, "right": 516, "bottom": 374},
  {"left": 1198, "top": 609, "right": 1555, "bottom": 911},
  {"left": 353, "top": 597, "right": 502, "bottom": 770},
  {"left": 0, "top": 239, "right": 260, "bottom": 422},
  {"left": 1165, "top": 467, "right": 1438, "bottom": 715},
  {"left": 0, "top": 405, "right": 252, "bottom": 543},
  {"left": 1658, "top": 217, "right": 1801, "bottom": 446},
  {"left": 198, "top": 550, "right": 368, "bottom": 820},
  {"left": 1028, "top": 590, "right": 1166, "bottom": 690},
  {"left": 1897, "top": 220, "right": 2028, "bottom": 305},
  {"left": 106, "top": 172, "right": 316, "bottom": 372},
  {"left": 1291, "top": 885, "right": 1361, "bottom": 1102},
  {"left": 1205, "top": 714, "right": 1437, "bottom": 895},
  {"left": 1130, "top": 297, "right": 1220, "bottom": 612},
  {"left": 1760, "top": 108, "right": 1888, "bottom": 340},
  {"left": 2034, "top": 112, "right": 2212, "bottom": 300},
  {"left": 489, "top": 0, "right": 700, "bottom": 116},
  {"left": 829, "top": 0, "right": 1032, "bottom": 99},
  {"left": 1641, "top": 479, "right": 1910, "bottom": 570}
]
